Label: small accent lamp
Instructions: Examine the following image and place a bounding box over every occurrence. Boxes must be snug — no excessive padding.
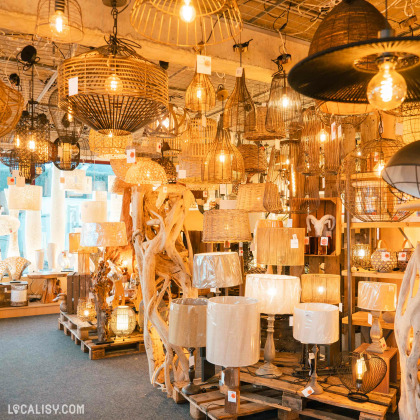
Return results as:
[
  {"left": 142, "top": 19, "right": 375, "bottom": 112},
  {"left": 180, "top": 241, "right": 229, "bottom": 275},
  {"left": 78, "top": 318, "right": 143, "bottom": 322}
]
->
[
  {"left": 110, "top": 305, "right": 136, "bottom": 339},
  {"left": 206, "top": 296, "right": 260, "bottom": 415},
  {"left": 69, "top": 232, "right": 98, "bottom": 274},
  {"left": 8, "top": 185, "right": 42, "bottom": 211},
  {"left": 351, "top": 244, "right": 371, "bottom": 269},
  {"left": 293, "top": 303, "right": 339, "bottom": 394},
  {"left": 358, "top": 281, "right": 397, "bottom": 353},
  {"left": 169, "top": 298, "right": 208, "bottom": 395},
  {"left": 300, "top": 274, "right": 341, "bottom": 304},
  {"left": 77, "top": 298, "right": 96, "bottom": 322},
  {"left": 245, "top": 274, "right": 301, "bottom": 377}
]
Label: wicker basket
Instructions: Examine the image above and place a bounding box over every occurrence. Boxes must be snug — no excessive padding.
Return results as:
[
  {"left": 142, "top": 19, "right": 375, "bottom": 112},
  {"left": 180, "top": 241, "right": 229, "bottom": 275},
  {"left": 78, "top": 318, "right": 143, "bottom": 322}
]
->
[
  {"left": 236, "top": 183, "right": 283, "bottom": 213},
  {"left": 397, "top": 240, "right": 414, "bottom": 271},
  {"left": 370, "top": 240, "right": 397, "bottom": 273},
  {"left": 243, "top": 105, "right": 278, "bottom": 142},
  {"left": 237, "top": 144, "right": 267, "bottom": 174}
]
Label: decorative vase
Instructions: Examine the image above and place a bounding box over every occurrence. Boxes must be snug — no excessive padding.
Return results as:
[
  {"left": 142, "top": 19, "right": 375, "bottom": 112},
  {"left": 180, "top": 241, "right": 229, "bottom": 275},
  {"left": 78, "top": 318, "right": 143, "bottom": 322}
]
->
[
  {"left": 370, "top": 240, "right": 397, "bottom": 273},
  {"left": 47, "top": 243, "right": 57, "bottom": 271},
  {"left": 35, "top": 249, "right": 44, "bottom": 272}
]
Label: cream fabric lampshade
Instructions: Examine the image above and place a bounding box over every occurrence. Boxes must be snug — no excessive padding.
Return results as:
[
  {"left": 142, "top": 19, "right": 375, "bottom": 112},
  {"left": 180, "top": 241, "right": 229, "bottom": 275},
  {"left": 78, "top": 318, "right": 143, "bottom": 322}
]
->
[
  {"left": 358, "top": 281, "right": 397, "bottom": 312},
  {"left": 245, "top": 274, "right": 301, "bottom": 315},
  {"left": 206, "top": 296, "right": 260, "bottom": 367},
  {"left": 81, "top": 201, "right": 107, "bottom": 223},
  {"left": 8, "top": 185, "right": 42, "bottom": 211},
  {"left": 193, "top": 252, "right": 242, "bottom": 289},
  {"left": 80, "top": 222, "right": 128, "bottom": 248},
  {"left": 293, "top": 303, "right": 339, "bottom": 345},
  {"left": 169, "top": 298, "right": 207, "bottom": 348}
]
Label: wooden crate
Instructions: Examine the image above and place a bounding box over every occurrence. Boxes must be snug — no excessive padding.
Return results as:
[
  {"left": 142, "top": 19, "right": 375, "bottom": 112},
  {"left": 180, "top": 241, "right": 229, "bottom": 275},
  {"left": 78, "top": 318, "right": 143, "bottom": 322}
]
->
[{"left": 66, "top": 274, "right": 91, "bottom": 314}]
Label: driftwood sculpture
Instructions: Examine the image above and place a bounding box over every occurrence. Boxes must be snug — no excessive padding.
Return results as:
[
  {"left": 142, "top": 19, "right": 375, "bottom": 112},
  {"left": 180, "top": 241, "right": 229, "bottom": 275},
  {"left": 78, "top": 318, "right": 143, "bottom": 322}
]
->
[
  {"left": 306, "top": 214, "right": 336, "bottom": 237},
  {"left": 131, "top": 185, "right": 197, "bottom": 396},
  {"left": 395, "top": 245, "right": 420, "bottom": 420}
]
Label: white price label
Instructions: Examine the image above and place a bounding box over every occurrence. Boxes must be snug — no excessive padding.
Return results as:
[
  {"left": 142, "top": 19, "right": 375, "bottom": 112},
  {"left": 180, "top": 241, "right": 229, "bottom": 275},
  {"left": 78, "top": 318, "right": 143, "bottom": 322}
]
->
[
  {"left": 239, "top": 249, "right": 244, "bottom": 256},
  {"left": 368, "top": 313, "right": 373, "bottom": 325},
  {"left": 196, "top": 55, "right": 212, "bottom": 75},
  {"left": 320, "top": 237, "right": 328, "bottom": 246},
  {"left": 381, "top": 251, "right": 391, "bottom": 262},
  {"left": 301, "top": 386, "right": 315, "bottom": 397},
  {"left": 220, "top": 371, "right": 225, "bottom": 385},
  {"left": 156, "top": 142, "right": 162, "bottom": 153},
  {"left": 228, "top": 391, "right": 237, "bottom": 403},
  {"left": 395, "top": 122, "right": 404, "bottom": 136},
  {"left": 379, "top": 337, "right": 387, "bottom": 350},
  {"left": 309, "top": 352, "right": 315, "bottom": 360},
  {"left": 219, "top": 184, "right": 227, "bottom": 195},
  {"left": 339, "top": 302, "right": 343, "bottom": 312},
  {"left": 203, "top": 190, "right": 208, "bottom": 198},
  {"left": 189, "top": 355, "right": 195, "bottom": 367},
  {"left": 287, "top": 218, "right": 293, "bottom": 227},
  {"left": 16, "top": 176, "right": 25, "bottom": 187},
  {"left": 126, "top": 149, "right": 136, "bottom": 163},
  {"left": 68, "top": 77, "right": 78, "bottom": 96},
  {"left": 291, "top": 237, "right": 299, "bottom": 249},
  {"left": 289, "top": 316, "right": 293, "bottom": 326},
  {"left": 210, "top": 287, "right": 217, "bottom": 293},
  {"left": 178, "top": 169, "right": 187, "bottom": 179},
  {"left": 235, "top": 67, "right": 243, "bottom": 77},
  {"left": 398, "top": 252, "right": 407, "bottom": 261}
]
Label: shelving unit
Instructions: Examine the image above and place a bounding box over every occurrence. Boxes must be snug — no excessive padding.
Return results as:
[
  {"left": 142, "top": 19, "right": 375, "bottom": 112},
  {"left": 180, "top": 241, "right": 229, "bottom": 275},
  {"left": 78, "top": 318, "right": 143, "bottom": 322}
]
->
[
  {"left": 341, "top": 270, "right": 408, "bottom": 280},
  {"left": 343, "top": 221, "right": 420, "bottom": 229},
  {"left": 0, "top": 301, "right": 61, "bottom": 319}
]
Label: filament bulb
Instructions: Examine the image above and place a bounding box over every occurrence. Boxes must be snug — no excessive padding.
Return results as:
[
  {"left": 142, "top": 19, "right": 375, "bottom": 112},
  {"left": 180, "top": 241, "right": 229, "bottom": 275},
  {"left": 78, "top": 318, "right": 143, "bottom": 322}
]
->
[{"left": 180, "top": 0, "right": 196, "bottom": 23}]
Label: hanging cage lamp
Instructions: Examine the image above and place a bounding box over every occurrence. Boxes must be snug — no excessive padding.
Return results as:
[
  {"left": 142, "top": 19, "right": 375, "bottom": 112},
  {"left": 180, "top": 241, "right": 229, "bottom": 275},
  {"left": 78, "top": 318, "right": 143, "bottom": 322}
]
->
[
  {"left": 130, "top": 0, "right": 242, "bottom": 48},
  {"left": 89, "top": 130, "right": 132, "bottom": 159},
  {"left": 185, "top": 69, "right": 216, "bottom": 113},
  {"left": 36, "top": 0, "right": 84, "bottom": 43},
  {"left": 144, "top": 103, "right": 189, "bottom": 138},
  {"left": 0, "top": 149, "right": 45, "bottom": 183},
  {"left": 0, "top": 79, "right": 24, "bottom": 138}
]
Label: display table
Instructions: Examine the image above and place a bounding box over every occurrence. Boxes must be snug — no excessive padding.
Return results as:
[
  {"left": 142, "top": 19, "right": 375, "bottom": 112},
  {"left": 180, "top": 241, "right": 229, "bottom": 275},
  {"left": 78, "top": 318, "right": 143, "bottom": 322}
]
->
[{"left": 25, "top": 271, "right": 70, "bottom": 303}]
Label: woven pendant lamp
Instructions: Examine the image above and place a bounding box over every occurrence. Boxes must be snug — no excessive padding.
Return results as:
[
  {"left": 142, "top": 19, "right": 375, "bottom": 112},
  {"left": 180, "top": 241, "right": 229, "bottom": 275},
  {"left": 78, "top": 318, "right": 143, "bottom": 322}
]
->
[
  {"left": 203, "top": 114, "right": 245, "bottom": 184},
  {"left": 89, "top": 130, "right": 133, "bottom": 159},
  {"left": 144, "top": 104, "right": 188, "bottom": 139},
  {"left": 130, "top": 0, "right": 242, "bottom": 48},
  {"left": 110, "top": 157, "right": 134, "bottom": 181},
  {"left": 223, "top": 68, "right": 256, "bottom": 134},
  {"left": 394, "top": 101, "right": 420, "bottom": 144},
  {"left": 0, "top": 80, "right": 24, "bottom": 138},
  {"left": 202, "top": 209, "right": 251, "bottom": 243},
  {"left": 236, "top": 182, "right": 283, "bottom": 213},
  {"left": 185, "top": 70, "right": 216, "bottom": 113},
  {"left": 152, "top": 157, "right": 177, "bottom": 183},
  {"left": 237, "top": 144, "right": 267, "bottom": 174},
  {"left": 125, "top": 157, "right": 167, "bottom": 185},
  {"left": 36, "top": 0, "right": 84, "bottom": 43},
  {"left": 110, "top": 177, "right": 132, "bottom": 194},
  {"left": 244, "top": 105, "right": 278, "bottom": 142}
]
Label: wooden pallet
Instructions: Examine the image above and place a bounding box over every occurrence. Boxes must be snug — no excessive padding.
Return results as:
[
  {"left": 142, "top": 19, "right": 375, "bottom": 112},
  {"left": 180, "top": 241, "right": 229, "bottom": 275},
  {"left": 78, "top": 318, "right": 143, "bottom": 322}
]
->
[
  {"left": 240, "top": 364, "right": 398, "bottom": 420},
  {"left": 58, "top": 312, "right": 145, "bottom": 360}
]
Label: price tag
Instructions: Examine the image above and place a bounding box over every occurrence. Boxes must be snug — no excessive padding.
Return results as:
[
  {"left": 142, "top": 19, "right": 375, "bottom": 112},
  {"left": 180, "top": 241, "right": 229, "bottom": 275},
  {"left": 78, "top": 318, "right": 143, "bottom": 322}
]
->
[
  {"left": 11, "top": 169, "right": 19, "bottom": 177},
  {"left": 68, "top": 77, "right": 78, "bottom": 96},
  {"left": 338, "top": 125, "right": 342, "bottom": 139},
  {"left": 221, "top": 371, "right": 225, "bottom": 385},
  {"left": 7, "top": 177, "right": 15, "bottom": 186},
  {"left": 196, "top": 55, "right": 212, "bottom": 75},
  {"left": 189, "top": 355, "right": 195, "bottom": 367},
  {"left": 156, "top": 142, "right": 162, "bottom": 153},
  {"left": 398, "top": 252, "right": 407, "bottom": 261},
  {"left": 235, "top": 67, "right": 243, "bottom": 77},
  {"left": 395, "top": 122, "right": 404, "bottom": 136},
  {"left": 321, "top": 177, "right": 326, "bottom": 189},
  {"left": 309, "top": 352, "right": 315, "bottom": 360},
  {"left": 339, "top": 302, "right": 343, "bottom": 312},
  {"left": 291, "top": 234, "right": 299, "bottom": 249},
  {"left": 239, "top": 249, "right": 244, "bottom": 256},
  {"left": 289, "top": 316, "right": 293, "bottom": 326},
  {"left": 163, "top": 186, "right": 168, "bottom": 194},
  {"left": 301, "top": 386, "right": 315, "bottom": 397},
  {"left": 379, "top": 337, "right": 387, "bottom": 350},
  {"left": 16, "top": 176, "right": 25, "bottom": 187},
  {"left": 304, "top": 237, "right": 310, "bottom": 245},
  {"left": 210, "top": 287, "right": 217, "bottom": 293},
  {"left": 178, "top": 169, "right": 187, "bottom": 179},
  {"left": 287, "top": 218, "right": 293, "bottom": 227},
  {"left": 201, "top": 115, "right": 207, "bottom": 127},
  {"left": 219, "top": 184, "right": 227, "bottom": 195},
  {"left": 127, "top": 149, "right": 136, "bottom": 163},
  {"left": 228, "top": 391, "right": 237, "bottom": 403},
  {"left": 320, "top": 237, "right": 328, "bottom": 246},
  {"left": 368, "top": 313, "right": 373, "bottom": 325},
  {"left": 331, "top": 122, "right": 336, "bottom": 140},
  {"left": 381, "top": 251, "right": 391, "bottom": 262}
]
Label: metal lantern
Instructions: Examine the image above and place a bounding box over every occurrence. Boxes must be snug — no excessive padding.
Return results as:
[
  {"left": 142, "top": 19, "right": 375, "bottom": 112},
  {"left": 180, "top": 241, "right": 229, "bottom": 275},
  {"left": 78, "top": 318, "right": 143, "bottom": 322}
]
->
[
  {"left": 36, "top": 0, "right": 84, "bottom": 43},
  {"left": 0, "top": 79, "right": 24, "bottom": 138},
  {"left": 394, "top": 101, "right": 420, "bottom": 144},
  {"left": 130, "top": 0, "right": 242, "bottom": 48},
  {"left": 52, "top": 137, "right": 80, "bottom": 171},
  {"left": 110, "top": 305, "right": 136, "bottom": 339},
  {"left": 338, "top": 136, "right": 413, "bottom": 222},
  {"left": 185, "top": 70, "right": 216, "bottom": 113},
  {"left": 1, "top": 149, "right": 45, "bottom": 183},
  {"left": 89, "top": 130, "right": 133, "bottom": 159},
  {"left": 144, "top": 104, "right": 188, "bottom": 139}
]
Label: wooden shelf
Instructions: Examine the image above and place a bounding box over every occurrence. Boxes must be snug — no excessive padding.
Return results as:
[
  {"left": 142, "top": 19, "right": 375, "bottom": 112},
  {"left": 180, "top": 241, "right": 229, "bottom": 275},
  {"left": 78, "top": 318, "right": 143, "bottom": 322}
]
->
[
  {"left": 342, "top": 310, "right": 394, "bottom": 330},
  {"left": 341, "top": 270, "right": 408, "bottom": 279},
  {"left": 305, "top": 254, "right": 338, "bottom": 257},
  {"left": 0, "top": 301, "right": 60, "bottom": 319},
  {"left": 343, "top": 221, "right": 420, "bottom": 229}
]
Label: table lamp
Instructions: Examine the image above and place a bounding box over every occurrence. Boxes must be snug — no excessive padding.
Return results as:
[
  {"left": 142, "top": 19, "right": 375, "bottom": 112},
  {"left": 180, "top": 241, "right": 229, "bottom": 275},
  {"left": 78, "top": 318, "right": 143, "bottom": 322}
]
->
[
  {"left": 169, "top": 298, "right": 207, "bottom": 395},
  {"left": 358, "top": 281, "right": 397, "bottom": 353},
  {"left": 293, "top": 303, "right": 339, "bottom": 395},
  {"left": 245, "top": 274, "right": 301, "bottom": 377},
  {"left": 80, "top": 222, "right": 128, "bottom": 253},
  {"left": 206, "top": 296, "right": 260, "bottom": 414},
  {"left": 69, "top": 232, "right": 98, "bottom": 274},
  {"left": 300, "top": 274, "right": 341, "bottom": 305}
]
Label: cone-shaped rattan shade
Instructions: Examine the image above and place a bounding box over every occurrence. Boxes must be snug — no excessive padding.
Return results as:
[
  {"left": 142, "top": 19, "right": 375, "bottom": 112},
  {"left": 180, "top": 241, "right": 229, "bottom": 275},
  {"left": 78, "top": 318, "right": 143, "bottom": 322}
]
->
[
  {"left": 130, "top": 0, "right": 242, "bottom": 48},
  {"left": 185, "top": 71, "right": 216, "bottom": 113},
  {"left": 89, "top": 130, "right": 132, "bottom": 159},
  {"left": 125, "top": 157, "right": 168, "bottom": 185},
  {"left": 0, "top": 80, "right": 24, "bottom": 138},
  {"left": 58, "top": 44, "right": 168, "bottom": 136}
]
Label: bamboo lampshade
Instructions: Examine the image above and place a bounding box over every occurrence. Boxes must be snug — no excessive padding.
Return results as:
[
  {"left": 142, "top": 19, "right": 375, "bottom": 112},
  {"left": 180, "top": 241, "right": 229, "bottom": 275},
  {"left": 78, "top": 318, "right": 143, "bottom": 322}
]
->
[
  {"left": 35, "top": 0, "right": 84, "bottom": 43},
  {"left": 394, "top": 102, "right": 420, "bottom": 144},
  {"left": 290, "top": 172, "right": 320, "bottom": 214},
  {"left": 0, "top": 80, "right": 24, "bottom": 138},
  {"left": 237, "top": 144, "right": 267, "bottom": 174},
  {"left": 255, "top": 219, "right": 304, "bottom": 266},
  {"left": 144, "top": 104, "right": 188, "bottom": 138},
  {"left": 223, "top": 69, "right": 256, "bottom": 134},
  {"left": 236, "top": 183, "right": 283, "bottom": 213},
  {"left": 185, "top": 71, "right": 216, "bottom": 113},
  {"left": 89, "top": 130, "right": 133, "bottom": 159},
  {"left": 58, "top": 43, "right": 168, "bottom": 136},
  {"left": 202, "top": 209, "right": 251, "bottom": 243},
  {"left": 125, "top": 157, "right": 168, "bottom": 185},
  {"left": 130, "top": 0, "right": 242, "bottom": 48},
  {"left": 338, "top": 137, "right": 413, "bottom": 222},
  {"left": 244, "top": 105, "right": 278, "bottom": 142},
  {"left": 203, "top": 115, "right": 245, "bottom": 184},
  {"left": 300, "top": 274, "right": 341, "bottom": 305}
]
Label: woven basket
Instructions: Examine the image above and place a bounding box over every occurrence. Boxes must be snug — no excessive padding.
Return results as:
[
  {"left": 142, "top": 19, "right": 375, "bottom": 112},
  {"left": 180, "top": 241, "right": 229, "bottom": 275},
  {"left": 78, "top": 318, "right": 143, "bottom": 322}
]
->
[
  {"left": 237, "top": 144, "right": 267, "bottom": 174},
  {"left": 236, "top": 183, "right": 283, "bottom": 213},
  {"left": 202, "top": 209, "right": 252, "bottom": 243},
  {"left": 370, "top": 240, "right": 397, "bottom": 273},
  {"left": 243, "top": 106, "right": 278, "bottom": 141},
  {"left": 397, "top": 240, "right": 414, "bottom": 271}
]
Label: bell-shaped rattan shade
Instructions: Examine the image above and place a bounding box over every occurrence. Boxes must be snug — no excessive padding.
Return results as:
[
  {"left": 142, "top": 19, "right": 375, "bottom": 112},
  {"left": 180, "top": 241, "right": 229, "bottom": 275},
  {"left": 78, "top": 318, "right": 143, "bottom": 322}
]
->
[
  {"left": 130, "top": 0, "right": 242, "bottom": 48},
  {"left": 36, "top": 0, "right": 84, "bottom": 43},
  {"left": 185, "top": 71, "right": 216, "bottom": 113},
  {"left": 58, "top": 44, "right": 168, "bottom": 136},
  {"left": 223, "top": 69, "right": 256, "bottom": 134},
  {"left": 244, "top": 105, "right": 278, "bottom": 142},
  {"left": 202, "top": 209, "right": 251, "bottom": 243},
  {"left": 89, "top": 130, "right": 132, "bottom": 159},
  {"left": 203, "top": 115, "right": 245, "bottom": 184},
  {"left": 0, "top": 80, "right": 24, "bottom": 138},
  {"left": 144, "top": 104, "right": 188, "bottom": 138},
  {"left": 125, "top": 157, "right": 168, "bottom": 185},
  {"left": 180, "top": 116, "right": 216, "bottom": 161},
  {"left": 237, "top": 144, "right": 267, "bottom": 174}
]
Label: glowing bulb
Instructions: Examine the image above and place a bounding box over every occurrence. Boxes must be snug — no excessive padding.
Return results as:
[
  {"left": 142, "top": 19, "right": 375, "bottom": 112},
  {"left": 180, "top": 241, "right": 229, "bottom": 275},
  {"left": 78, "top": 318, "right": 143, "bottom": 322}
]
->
[
  {"left": 196, "top": 88, "right": 202, "bottom": 99},
  {"left": 162, "top": 117, "right": 170, "bottom": 129},
  {"left": 105, "top": 74, "right": 123, "bottom": 95},
  {"left": 319, "top": 129, "right": 328, "bottom": 142},
  {"left": 67, "top": 112, "right": 73, "bottom": 122},
  {"left": 286, "top": 158, "right": 290, "bottom": 165},
  {"left": 281, "top": 94, "right": 290, "bottom": 108},
  {"left": 180, "top": 0, "right": 196, "bottom": 23},
  {"left": 219, "top": 151, "right": 225, "bottom": 163},
  {"left": 367, "top": 60, "right": 407, "bottom": 111},
  {"left": 317, "top": 286, "right": 325, "bottom": 294},
  {"left": 83, "top": 309, "right": 89, "bottom": 316},
  {"left": 28, "top": 139, "right": 36, "bottom": 151},
  {"left": 50, "top": 10, "right": 69, "bottom": 37},
  {"left": 376, "top": 160, "right": 385, "bottom": 176},
  {"left": 15, "top": 135, "right": 20, "bottom": 147},
  {"left": 267, "top": 287, "right": 277, "bottom": 296},
  {"left": 356, "top": 356, "right": 367, "bottom": 380},
  {"left": 108, "top": 132, "right": 113, "bottom": 138},
  {"left": 358, "top": 249, "right": 365, "bottom": 257}
]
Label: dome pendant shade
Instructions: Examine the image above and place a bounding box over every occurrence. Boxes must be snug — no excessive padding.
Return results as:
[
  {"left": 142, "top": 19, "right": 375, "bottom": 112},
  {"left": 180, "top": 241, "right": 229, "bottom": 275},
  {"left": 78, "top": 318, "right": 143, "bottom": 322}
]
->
[{"left": 0, "top": 80, "right": 24, "bottom": 138}]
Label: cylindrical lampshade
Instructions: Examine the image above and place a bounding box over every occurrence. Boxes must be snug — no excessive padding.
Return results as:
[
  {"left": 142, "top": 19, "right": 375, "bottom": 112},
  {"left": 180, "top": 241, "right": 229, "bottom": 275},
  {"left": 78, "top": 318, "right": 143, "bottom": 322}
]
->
[
  {"left": 300, "top": 274, "right": 341, "bottom": 304},
  {"left": 81, "top": 201, "right": 107, "bottom": 223},
  {"left": 206, "top": 296, "right": 260, "bottom": 367},
  {"left": 236, "top": 182, "right": 283, "bottom": 213},
  {"left": 358, "top": 281, "right": 397, "bottom": 312},
  {"left": 80, "top": 222, "right": 128, "bottom": 248},
  {"left": 169, "top": 298, "right": 207, "bottom": 348},
  {"left": 245, "top": 274, "right": 301, "bottom": 314},
  {"left": 69, "top": 233, "right": 98, "bottom": 254},
  {"left": 202, "top": 209, "right": 252, "bottom": 243},
  {"left": 193, "top": 252, "right": 242, "bottom": 289},
  {"left": 8, "top": 185, "right": 42, "bottom": 211},
  {"left": 293, "top": 303, "right": 339, "bottom": 345}
]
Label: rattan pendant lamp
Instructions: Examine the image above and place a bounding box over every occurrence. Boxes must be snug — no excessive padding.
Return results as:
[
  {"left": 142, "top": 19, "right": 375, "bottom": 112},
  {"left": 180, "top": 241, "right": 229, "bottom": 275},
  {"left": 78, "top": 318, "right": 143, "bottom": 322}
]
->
[
  {"left": 88, "top": 130, "right": 133, "bottom": 160},
  {"left": 287, "top": 0, "right": 420, "bottom": 112},
  {"left": 0, "top": 78, "right": 24, "bottom": 138},
  {"left": 58, "top": 0, "right": 168, "bottom": 137},
  {"left": 185, "top": 61, "right": 216, "bottom": 113}
]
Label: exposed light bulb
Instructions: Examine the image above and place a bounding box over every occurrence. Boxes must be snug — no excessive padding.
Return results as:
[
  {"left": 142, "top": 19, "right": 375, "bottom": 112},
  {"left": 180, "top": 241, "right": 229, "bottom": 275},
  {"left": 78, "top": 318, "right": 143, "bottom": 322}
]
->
[
  {"left": 358, "top": 249, "right": 366, "bottom": 257},
  {"left": 28, "top": 138, "right": 36, "bottom": 151},
  {"left": 50, "top": 10, "right": 69, "bottom": 37},
  {"left": 356, "top": 356, "right": 367, "bottom": 380},
  {"left": 281, "top": 94, "right": 290, "bottom": 108},
  {"left": 367, "top": 60, "right": 407, "bottom": 111},
  {"left": 67, "top": 112, "right": 73, "bottom": 122},
  {"left": 319, "top": 129, "right": 328, "bottom": 142},
  {"left": 317, "top": 286, "right": 325, "bottom": 294},
  {"left": 196, "top": 88, "right": 202, "bottom": 99},
  {"left": 180, "top": 0, "right": 196, "bottom": 23},
  {"left": 105, "top": 74, "right": 123, "bottom": 95},
  {"left": 376, "top": 160, "right": 385, "bottom": 176},
  {"left": 162, "top": 117, "right": 170, "bottom": 129},
  {"left": 15, "top": 135, "right": 20, "bottom": 147},
  {"left": 219, "top": 151, "right": 225, "bottom": 163}
]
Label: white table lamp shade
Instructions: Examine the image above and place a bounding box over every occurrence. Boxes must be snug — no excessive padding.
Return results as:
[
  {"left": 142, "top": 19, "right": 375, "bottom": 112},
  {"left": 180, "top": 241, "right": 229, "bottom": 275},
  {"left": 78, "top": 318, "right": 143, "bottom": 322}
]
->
[
  {"left": 358, "top": 281, "right": 397, "bottom": 312},
  {"left": 245, "top": 274, "right": 301, "bottom": 315},
  {"left": 8, "top": 185, "right": 42, "bottom": 211},
  {"left": 193, "top": 252, "right": 242, "bottom": 289},
  {"left": 81, "top": 201, "right": 107, "bottom": 223},
  {"left": 206, "top": 296, "right": 260, "bottom": 367},
  {"left": 169, "top": 298, "right": 207, "bottom": 348},
  {"left": 80, "top": 222, "right": 128, "bottom": 248},
  {"left": 293, "top": 303, "right": 339, "bottom": 345}
]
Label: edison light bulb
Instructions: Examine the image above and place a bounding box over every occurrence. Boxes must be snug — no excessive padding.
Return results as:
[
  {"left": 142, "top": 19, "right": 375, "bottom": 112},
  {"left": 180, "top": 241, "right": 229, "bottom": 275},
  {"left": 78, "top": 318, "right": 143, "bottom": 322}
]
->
[
  {"left": 376, "top": 160, "right": 385, "bottom": 176},
  {"left": 28, "top": 138, "right": 36, "bottom": 151},
  {"left": 356, "top": 356, "right": 366, "bottom": 380},
  {"left": 50, "top": 10, "right": 69, "bottom": 37},
  {"left": 105, "top": 74, "right": 123, "bottom": 95},
  {"left": 367, "top": 60, "right": 407, "bottom": 111},
  {"left": 15, "top": 135, "right": 20, "bottom": 147},
  {"left": 162, "top": 117, "right": 170, "bottom": 129},
  {"left": 219, "top": 151, "right": 226, "bottom": 163},
  {"left": 281, "top": 93, "right": 290, "bottom": 108},
  {"left": 196, "top": 88, "right": 202, "bottom": 99},
  {"left": 319, "top": 129, "right": 328, "bottom": 142},
  {"left": 358, "top": 249, "right": 365, "bottom": 257},
  {"left": 180, "top": 0, "right": 196, "bottom": 23}
]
